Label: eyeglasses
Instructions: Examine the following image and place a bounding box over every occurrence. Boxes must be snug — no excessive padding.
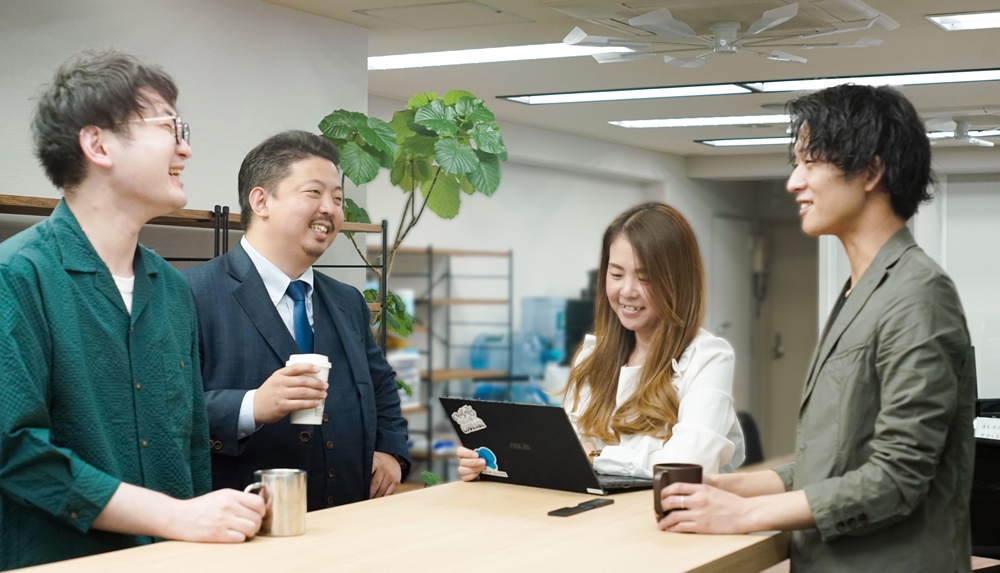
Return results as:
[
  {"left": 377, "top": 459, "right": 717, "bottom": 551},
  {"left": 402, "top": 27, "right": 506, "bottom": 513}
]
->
[{"left": 127, "top": 114, "right": 190, "bottom": 144}]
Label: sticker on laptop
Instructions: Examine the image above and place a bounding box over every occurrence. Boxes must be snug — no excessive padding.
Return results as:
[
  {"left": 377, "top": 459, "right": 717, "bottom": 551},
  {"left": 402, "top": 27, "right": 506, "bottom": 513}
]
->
[
  {"left": 474, "top": 447, "right": 508, "bottom": 478},
  {"left": 452, "top": 405, "right": 487, "bottom": 434}
]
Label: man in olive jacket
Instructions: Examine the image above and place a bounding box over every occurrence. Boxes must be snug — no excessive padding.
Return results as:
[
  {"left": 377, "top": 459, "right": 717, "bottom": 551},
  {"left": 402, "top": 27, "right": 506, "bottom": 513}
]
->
[{"left": 656, "top": 85, "right": 976, "bottom": 572}]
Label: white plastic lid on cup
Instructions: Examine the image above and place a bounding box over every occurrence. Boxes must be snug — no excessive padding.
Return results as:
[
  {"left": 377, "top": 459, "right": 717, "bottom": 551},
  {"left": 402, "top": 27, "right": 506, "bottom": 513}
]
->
[{"left": 286, "top": 353, "right": 332, "bottom": 369}]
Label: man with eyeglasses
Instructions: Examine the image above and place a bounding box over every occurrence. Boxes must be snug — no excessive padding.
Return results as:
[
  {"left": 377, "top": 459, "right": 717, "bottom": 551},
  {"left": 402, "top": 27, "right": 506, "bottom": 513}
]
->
[{"left": 0, "top": 50, "right": 264, "bottom": 570}]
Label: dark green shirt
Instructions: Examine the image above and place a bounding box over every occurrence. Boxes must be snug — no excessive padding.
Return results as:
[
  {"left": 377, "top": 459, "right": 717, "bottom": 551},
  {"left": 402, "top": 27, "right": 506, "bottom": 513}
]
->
[{"left": 0, "top": 201, "right": 211, "bottom": 570}]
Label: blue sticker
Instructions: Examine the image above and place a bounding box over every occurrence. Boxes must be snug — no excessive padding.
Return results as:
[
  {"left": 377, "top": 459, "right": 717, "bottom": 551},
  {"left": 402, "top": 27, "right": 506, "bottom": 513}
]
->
[{"left": 474, "top": 446, "right": 508, "bottom": 478}]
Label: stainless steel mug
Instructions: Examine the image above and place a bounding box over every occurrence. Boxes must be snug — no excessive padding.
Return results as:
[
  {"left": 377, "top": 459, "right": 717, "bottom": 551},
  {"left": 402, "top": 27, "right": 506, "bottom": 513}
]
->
[{"left": 244, "top": 468, "right": 307, "bottom": 536}]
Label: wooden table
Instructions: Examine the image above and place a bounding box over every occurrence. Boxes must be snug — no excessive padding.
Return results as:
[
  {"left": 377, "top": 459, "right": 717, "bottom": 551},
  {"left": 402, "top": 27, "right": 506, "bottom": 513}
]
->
[{"left": 25, "top": 482, "right": 788, "bottom": 573}]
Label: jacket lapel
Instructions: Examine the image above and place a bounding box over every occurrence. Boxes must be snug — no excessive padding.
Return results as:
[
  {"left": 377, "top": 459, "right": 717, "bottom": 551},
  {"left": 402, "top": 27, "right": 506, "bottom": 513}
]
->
[
  {"left": 313, "top": 275, "right": 368, "bottom": 383},
  {"left": 228, "top": 244, "right": 301, "bottom": 362},
  {"left": 799, "top": 228, "right": 918, "bottom": 407}
]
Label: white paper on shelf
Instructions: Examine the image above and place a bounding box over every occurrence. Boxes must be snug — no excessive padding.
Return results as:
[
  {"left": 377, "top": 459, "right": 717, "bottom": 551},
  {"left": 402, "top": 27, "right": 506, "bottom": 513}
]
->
[{"left": 974, "top": 417, "right": 1000, "bottom": 440}]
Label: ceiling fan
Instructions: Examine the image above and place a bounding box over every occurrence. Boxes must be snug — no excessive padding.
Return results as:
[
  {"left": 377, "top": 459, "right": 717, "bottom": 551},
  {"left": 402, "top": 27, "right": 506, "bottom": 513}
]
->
[
  {"left": 563, "top": 2, "right": 885, "bottom": 69},
  {"left": 925, "top": 115, "right": 999, "bottom": 148}
]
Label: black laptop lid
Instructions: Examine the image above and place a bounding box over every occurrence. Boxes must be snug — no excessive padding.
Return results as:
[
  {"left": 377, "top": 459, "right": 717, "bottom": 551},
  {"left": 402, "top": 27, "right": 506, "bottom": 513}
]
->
[{"left": 440, "top": 397, "right": 606, "bottom": 495}]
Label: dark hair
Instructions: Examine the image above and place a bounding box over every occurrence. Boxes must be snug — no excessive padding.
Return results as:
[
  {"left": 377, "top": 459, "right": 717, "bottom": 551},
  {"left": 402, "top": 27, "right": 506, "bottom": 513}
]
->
[
  {"left": 31, "top": 49, "right": 179, "bottom": 190},
  {"left": 238, "top": 130, "right": 341, "bottom": 230},
  {"left": 787, "top": 84, "right": 933, "bottom": 220}
]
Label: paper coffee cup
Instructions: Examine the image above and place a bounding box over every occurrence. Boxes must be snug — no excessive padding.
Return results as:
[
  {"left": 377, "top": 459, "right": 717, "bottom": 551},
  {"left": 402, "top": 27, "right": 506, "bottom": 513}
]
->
[{"left": 286, "top": 354, "right": 332, "bottom": 425}]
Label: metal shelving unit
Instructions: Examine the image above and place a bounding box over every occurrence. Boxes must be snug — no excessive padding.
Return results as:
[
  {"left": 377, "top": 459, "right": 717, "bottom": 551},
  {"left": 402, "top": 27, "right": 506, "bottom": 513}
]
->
[{"left": 372, "top": 245, "right": 523, "bottom": 480}]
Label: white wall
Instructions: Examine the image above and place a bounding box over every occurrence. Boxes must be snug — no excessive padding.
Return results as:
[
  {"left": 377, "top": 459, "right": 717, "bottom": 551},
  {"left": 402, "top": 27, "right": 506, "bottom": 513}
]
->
[
  {"left": 0, "top": 0, "right": 369, "bottom": 285},
  {"left": 943, "top": 174, "right": 1000, "bottom": 398}
]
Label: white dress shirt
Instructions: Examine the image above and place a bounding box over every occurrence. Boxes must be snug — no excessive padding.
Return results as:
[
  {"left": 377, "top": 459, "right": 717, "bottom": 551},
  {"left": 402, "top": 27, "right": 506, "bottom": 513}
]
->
[
  {"left": 236, "top": 236, "right": 316, "bottom": 438},
  {"left": 564, "top": 329, "right": 745, "bottom": 477}
]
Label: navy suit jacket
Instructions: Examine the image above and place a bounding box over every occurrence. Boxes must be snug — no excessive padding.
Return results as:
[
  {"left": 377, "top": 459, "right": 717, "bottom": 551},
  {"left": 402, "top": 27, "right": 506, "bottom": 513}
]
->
[{"left": 181, "top": 244, "right": 408, "bottom": 509}]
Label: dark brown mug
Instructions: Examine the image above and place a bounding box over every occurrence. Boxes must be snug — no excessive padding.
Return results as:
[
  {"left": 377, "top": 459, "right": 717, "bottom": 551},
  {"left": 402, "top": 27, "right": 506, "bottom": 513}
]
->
[{"left": 652, "top": 463, "right": 702, "bottom": 520}]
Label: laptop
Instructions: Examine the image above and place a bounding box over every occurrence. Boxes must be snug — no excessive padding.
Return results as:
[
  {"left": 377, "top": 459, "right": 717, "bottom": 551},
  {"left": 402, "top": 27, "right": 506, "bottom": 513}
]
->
[{"left": 440, "top": 397, "right": 653, "bottom": 495}]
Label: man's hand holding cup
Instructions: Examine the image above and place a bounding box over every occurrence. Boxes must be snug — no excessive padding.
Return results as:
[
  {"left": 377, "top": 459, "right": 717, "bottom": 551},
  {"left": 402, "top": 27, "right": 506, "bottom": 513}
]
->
[{"left": 253, "top": 361, "right": 329, "bottom": 425}]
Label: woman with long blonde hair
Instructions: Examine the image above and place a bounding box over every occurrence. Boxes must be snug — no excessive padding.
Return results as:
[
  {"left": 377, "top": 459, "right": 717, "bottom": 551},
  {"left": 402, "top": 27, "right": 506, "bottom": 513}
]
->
[{"left": 458, "top": 203, "right": 744, "bottom": 480}]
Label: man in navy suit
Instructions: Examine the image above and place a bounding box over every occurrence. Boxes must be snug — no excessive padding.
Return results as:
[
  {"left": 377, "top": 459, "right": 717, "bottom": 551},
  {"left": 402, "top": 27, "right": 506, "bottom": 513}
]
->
[{"left": 182, "top": 131, "right": 409, "bottom": 510}]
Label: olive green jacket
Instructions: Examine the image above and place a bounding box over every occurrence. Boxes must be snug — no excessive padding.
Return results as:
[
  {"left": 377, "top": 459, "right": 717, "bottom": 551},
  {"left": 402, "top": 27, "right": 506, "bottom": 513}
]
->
[
  {"left": 0, "top": 201, "right": 212, "bottom": 570},
  {"left": 774, "top": 228, "right": 976, "bottom": 573}
]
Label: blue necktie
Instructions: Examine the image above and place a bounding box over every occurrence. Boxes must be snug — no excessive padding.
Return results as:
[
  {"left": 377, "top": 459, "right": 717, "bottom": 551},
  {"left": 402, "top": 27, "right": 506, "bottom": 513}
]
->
[{"left": 286, "top": 280, "right": 313, "bottom": 353}]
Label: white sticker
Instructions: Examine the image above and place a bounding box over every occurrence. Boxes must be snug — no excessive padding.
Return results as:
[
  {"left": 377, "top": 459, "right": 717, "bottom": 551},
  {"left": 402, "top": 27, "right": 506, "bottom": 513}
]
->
[
  {"left": 474, "top": 447, "right": 508, "bottom": 478},
  {"left": 452, "top": 405, "right": 487, "bottom": 434},
  {"left": 587, "top": 488, "right": 604, "bottom": 495},
  {"left": 975, "top": 417, "right": 1000, "bottom": 440}
]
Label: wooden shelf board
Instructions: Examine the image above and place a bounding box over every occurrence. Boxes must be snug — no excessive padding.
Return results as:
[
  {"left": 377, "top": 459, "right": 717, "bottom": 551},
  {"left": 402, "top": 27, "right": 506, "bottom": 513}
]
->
[
  {"left": 368, "top": 245, "right": 509, "bottom": 257},
  {"left": 420, "top": 369, "right": 508, "bottom": 383},
  {"left": 367, "top": 303, "right": 381, "bottom": 312},
  {"left": 411, "top": 324, "right": 428, "bottom": 333},
  {"left": 401, "top": 404, "right": 427, "bottom": 415},
  {"left": 416, "top": 298, "right": 507, "bottom": 306},
  {"left": 0, "top": 195, "right": 381, "bottom": 234}
]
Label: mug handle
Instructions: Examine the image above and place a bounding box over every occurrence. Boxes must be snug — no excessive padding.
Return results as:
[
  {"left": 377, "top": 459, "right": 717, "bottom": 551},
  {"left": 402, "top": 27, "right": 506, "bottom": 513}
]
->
[
  {"left": 653, "top": 471, "right": 669, "bottom": 519},
  {"left": 244, "top": 482, "right": 263, "bottom": 495}
]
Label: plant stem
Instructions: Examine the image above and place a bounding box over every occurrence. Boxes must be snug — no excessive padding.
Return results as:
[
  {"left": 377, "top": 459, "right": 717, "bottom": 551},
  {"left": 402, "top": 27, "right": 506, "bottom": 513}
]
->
[
  {"left": 389, "top": 166, "right": 440, "bottom": 274},
  {"left": 349, "top": 234, "right": 381, "bottom": 281}
]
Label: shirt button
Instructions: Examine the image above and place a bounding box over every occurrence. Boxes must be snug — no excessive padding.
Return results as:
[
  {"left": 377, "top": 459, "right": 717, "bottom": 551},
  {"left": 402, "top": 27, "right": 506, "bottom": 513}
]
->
[
  {"left": 322, "top": 414, "right": 329, "bottom": 423},
  {"left": 180, "top": 360, "right": 185, "bottom": 368},
  {"left": 213, "top": 441, "right": 223, "bottom": 451},
  {"left": 129, "top": 326, "right": 134, "bottom": 333},
  {"left": 299, "top": 431, "right": 310, "bottom": 443},
  {"left": 326, "top": 496, "right": 334, "bottom": 506},
  {"left": 135, "top": 383, "right": 142, "bottom": 390},
  {"left": 327, "top": 469, "right": 335, "bottom": 478},
  {"left": 141, "top": 439, "right": 148, "bottom": 448},
  {"left": 326, "top": 441, "right": 334, "bottom": 450},
  {"left": 69, "top": 511, "right": 78, "bottom": 519}
]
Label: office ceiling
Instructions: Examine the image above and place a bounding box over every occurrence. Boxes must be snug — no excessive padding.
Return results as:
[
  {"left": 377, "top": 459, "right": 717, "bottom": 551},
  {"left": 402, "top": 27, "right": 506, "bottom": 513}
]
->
[{"left": 265, "top": 0, "right": 1000, "bottom": 157}]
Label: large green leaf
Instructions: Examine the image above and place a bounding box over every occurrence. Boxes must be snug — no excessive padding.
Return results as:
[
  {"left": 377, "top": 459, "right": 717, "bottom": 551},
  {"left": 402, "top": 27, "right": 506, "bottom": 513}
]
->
[
  {"left": 421, "top": 471, "right": 441, "bottom": 486},
  {"left": 472, "top": 124, "right": 506, "bottom": 155},
  {"left": 467, "top": 105, "right": 496, "bottom": 125},
  {"left": 406, "top": 116, "right": 437, "bottom": 137},
  {"left": 421, "top": 174, "right": 461, "bottom": 219},
  {"left": 467, "top": 150, "right": 500, "bottom": 196},
  {"left": 392, "top": 156, "right": 431, "bottom": 191},
  {"left": 458, "top": 175, "right": 475, "bottom": 195},
  {"left": 363, "top": 144, "right": 395, "bottom": 170},
  {"left": 389, "top": 109, "right": 417, "bottom": 142},
  {"left": 443, "top": 90, "right": 476, "bottom": 106},
  {"left": 454, "top": 96, "right": 484, "bottom": 120},
  {"left": 415, "top": 100, "right": 459, "bottom": 135},
  {"left": 342, "top": 197, "right": 371, "bottom": 239},
  {"left": 434, "top": 138, "right": 480, "bottom": 175},
  {"left": 319, "top": 109, "right": 361, "bottom": 140},
  {"left": 339, "top": 141, "right": 381, "bottom": 186},
  {"left": 400, "top": 134, "right": 437, "bottom": 159},
  {"left": 356, "top": 117, "right": 399, "bottom": 157},
  {"left": 407, "top": 92, "right": 440, "bottom": 110}
]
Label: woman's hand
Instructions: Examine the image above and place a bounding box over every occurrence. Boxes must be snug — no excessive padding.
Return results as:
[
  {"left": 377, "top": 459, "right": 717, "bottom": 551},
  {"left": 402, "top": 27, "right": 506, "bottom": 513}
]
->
[
  {"left": 456, "top": 446, "right": 486, "bottom": 482},
  {"left": 656, "top": 482, "right": 759, "bottom": 534}
]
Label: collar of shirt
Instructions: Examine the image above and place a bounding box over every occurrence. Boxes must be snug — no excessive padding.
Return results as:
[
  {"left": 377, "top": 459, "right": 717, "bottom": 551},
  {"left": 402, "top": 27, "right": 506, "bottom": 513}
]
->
[{"left": 240, "top": 236, "right": 314, "bottom": 305}]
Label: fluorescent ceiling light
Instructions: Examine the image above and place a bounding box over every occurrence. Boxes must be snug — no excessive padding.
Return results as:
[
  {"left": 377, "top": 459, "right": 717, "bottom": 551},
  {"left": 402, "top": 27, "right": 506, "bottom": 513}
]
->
[
  {"left": 927, "top": 11, "right": 1000, "bottom": 31},
  {"left": 745, "top": 69, "right": 1000, "bottom": 93},
  {"left": 368, "top": 43, "right": 632, "bottom": 71},
  {"left": 502, "top": 84, "right": 751, "bottom": 105},
  {"left": 928, "top": 129, "right": 1000, "bottom": 139},
  {"left": 611, "top": 114, "right": 789, "bottom": 129},
  {"left": 699, "top": 137, "right": 792, "bottom": 147}
]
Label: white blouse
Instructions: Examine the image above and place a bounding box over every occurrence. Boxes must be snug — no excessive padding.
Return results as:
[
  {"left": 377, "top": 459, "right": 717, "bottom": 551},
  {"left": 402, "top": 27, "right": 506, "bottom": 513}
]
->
[{"left": 564, "top": 330, "right": 745, "bottom": 478}]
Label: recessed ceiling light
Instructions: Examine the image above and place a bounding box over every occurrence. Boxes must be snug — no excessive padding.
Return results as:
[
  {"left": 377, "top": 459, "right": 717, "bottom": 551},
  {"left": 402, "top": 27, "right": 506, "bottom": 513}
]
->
[
  {"left": 698, "top": 137, "right": 792, "bottom": 147},
  {"left": 368, "top": 43, "right": 633, "bottom": 71},
  {"left": 611, "top": 114, "right": 789, "bottom": 128},
  {"left": 927, "top": 11, "right": 1000, "bottom": 31},
  {"left": 928, "top": 129, "right": 1000, "bottom": 139},
  {"left": 501, "top": 84, "right": 751, "bottom": 105},
  {"left": 745, "top": 69, "right": 1000, "bottom": 93}
]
